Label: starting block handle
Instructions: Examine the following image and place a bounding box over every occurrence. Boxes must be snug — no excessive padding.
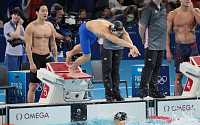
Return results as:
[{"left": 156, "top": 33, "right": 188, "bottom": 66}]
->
[{"left": 88, "top": 80, "right": 93, "bottom": 99}]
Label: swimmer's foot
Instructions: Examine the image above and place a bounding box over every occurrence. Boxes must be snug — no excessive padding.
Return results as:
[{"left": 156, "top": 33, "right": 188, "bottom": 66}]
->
[
  {"left": 65, "top": 52, "right": 72, "bottom": 67},
  {"left": 69, "top": 66, "right": 78, "bottom": 79}
]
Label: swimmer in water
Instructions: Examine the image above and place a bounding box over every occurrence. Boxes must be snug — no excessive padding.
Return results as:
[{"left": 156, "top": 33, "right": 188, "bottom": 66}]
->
[{"left": 114, "top": 112, "right": 127, "bottom": 125}]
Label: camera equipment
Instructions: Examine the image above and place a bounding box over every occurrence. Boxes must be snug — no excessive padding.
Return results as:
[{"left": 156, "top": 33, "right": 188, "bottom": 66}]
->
[
  {"left": 56, "top": 39, "right": 68, "bottom": 52},
  {"left": 57, "top": 12, "right": 90, "bottom": 51},
  {"left": 60, "top": 12, "right": 90, "bottom": 33}
]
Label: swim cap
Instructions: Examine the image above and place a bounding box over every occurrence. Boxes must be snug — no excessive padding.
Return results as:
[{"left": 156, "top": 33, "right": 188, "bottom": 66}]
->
[
  {"left": 114, "top": 112, "right": 127, "bottom": 121},
  {"left": 110, "top": 20, "right": 123, "bottom": 31}
]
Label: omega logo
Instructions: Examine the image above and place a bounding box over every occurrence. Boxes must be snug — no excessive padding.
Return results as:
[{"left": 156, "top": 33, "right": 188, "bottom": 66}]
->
[
  {"left": 16, "top": 112, "right": 49, "bottom": 120},
  {"left": 163, "top": 104, "right": 194, "bottom": 112}
]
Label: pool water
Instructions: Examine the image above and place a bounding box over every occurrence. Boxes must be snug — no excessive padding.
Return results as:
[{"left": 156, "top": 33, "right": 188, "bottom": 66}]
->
[{"left": 47, "top": 116, "right": 200, "bottom": 125}]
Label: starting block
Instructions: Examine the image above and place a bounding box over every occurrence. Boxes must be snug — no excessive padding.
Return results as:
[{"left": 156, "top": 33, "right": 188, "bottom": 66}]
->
[
  {"left": 37, "top": 62, "right": 93, "bottom": 104},
  {"left": 180, "top": 56, "right": 200, "bottom": 97}
]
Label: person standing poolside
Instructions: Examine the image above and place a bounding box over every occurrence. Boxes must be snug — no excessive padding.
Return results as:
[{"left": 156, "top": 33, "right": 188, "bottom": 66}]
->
[
  {"left": 66, "top": 19, "right": 140, "bottom": 79},
  {"left": 166, "top": 0, "right": 200, "bottom": 96},
  {"left": 98, "top": 5, "right": 139, "bottom": 102},
  {"left": 139, "top": 0, "right": 167, "bottom": 99},
  {"left": 4, "top": 9, "right": 25, "bottom": 71},
  {"left": 25, "top": 3, "right": 57, "bottom": 103}
]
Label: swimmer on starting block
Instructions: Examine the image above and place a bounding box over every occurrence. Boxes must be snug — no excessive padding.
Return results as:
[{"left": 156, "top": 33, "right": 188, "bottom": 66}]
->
[{"left": 66, "top": 20, "right": 140, "bottom": 78}]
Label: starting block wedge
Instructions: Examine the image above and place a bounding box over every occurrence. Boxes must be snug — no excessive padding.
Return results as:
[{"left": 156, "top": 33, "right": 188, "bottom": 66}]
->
[
  {"left": 37, "top": 62, "right": 93, "bottom": 104},
  {"left": 180, "top": 56, "right": 200, "bottom": 97}
]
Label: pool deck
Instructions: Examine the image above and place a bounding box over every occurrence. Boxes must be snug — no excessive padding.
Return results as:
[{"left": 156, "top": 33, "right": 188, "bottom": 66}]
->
[{"left": 1, "top": 95, "right": 198, "bottom": 108}]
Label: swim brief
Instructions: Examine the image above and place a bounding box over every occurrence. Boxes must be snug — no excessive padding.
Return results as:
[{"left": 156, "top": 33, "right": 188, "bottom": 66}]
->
[
  {"left": 79, "top": 22, "right": 98, "bottom": 55},
  {"left": 30, "top": 53, "right": 51, "bottom": 83},
  {"left": 174, "top": 42, "right": 199, "bottom": 73}
]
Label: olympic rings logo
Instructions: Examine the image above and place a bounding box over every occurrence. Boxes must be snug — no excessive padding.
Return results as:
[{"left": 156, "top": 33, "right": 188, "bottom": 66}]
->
[
  {"left": 158, "top": 76, "right": 168, "bottom": 85},
  {"left": 36, "top": 82, "right": 43, "bottom": 91}
]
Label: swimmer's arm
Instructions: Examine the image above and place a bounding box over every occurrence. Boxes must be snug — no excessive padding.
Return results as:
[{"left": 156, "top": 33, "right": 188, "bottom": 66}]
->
[
  {"left": 47, "top": 22, "right": 58, "bottom": 62},
  {"left": 24, "top": 24, "right": 34, "bottom": 65},
  {"left": 103, "top": 32, "right": 134, "bottom": 48},
  {"left": 166, "top": 12, "right": 174, "bottom": 53},
  {"left": 191, "top": 8, "right": 200, "bottom": 25},
  {"left": 121, "top": 28, "right": 140, "bottom": 57},
  {"left": 121, "top": 28, "right": 133, "bottom": 44},
  {"left": 50, "top": 28, "right": 58, "bottom": 62},
  {"left": 166, "top": 11, "right": 174, "bottom": 63},
  {"left": 139, "top": 24, "right": 145, "bottom": 44}
]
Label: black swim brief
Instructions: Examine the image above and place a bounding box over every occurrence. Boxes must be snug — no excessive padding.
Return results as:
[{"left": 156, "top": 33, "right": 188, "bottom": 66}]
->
[{"left": 30, "top": 53, "right": 51, "bottom": 83}]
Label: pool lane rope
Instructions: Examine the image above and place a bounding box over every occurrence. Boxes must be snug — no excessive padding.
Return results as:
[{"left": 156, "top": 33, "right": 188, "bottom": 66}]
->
[{"left": 148, "top": 116, "right": 200, "bottom": 123}]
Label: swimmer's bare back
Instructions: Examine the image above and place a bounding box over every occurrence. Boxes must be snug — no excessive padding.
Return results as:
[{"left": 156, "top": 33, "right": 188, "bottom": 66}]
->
[
  {"left": 86, "top": 20, "right": 135, "bottom": 49},
  {"left": 86, "top": 20, "right": 112, "bottom": 38}
]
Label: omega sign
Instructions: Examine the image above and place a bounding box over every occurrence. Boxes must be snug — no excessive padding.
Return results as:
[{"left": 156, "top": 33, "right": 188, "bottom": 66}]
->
[
  {"left": 16, "top": 112, "right": 49, "bottom": 120},
  {"left": 163, "top": 104, "right": 195, "bottom": 112}
]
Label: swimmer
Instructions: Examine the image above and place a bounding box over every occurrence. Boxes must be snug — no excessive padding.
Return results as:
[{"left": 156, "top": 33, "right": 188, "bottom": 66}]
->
[
  {"left": 114, "top": 112, "right": 127, "bottom": 125},
  {"left": 25, "top": 3, "right": 57, "bottom": 103},
  {"left": 166, "top": 0, "right": 200, "bottom": 95},
  {"left": 66, "top": 20, "right": 140, "bottom": 78}
]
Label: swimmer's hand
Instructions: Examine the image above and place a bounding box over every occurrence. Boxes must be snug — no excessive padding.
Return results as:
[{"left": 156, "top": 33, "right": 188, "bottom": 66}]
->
[
  {"left": 30, "top": 63, "right": 37, "bottom": 73},
  {"left": 128, "top": 46, "right": 141, "bottom": 57},
  {"left": 166, "top": 51, "right": 173, "bottom": 63},
  {"left": 188, "top": 1, "right": 194, "bottom": 12}
]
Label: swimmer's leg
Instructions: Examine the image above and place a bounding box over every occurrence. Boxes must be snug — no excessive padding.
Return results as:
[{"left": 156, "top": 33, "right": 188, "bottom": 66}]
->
[
  {"left": 65, "top": 44, "right": 82, "bottom": 67},
  {"left": 69, "top": 53, "right": 91, "bottom": 79},
  {"left": 174, "top": 73, "right": 183, "bottom": 96}
]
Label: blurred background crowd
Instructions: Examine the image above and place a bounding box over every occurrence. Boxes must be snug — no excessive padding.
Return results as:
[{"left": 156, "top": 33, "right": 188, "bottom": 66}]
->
[{"left": 1, "top": 0, "right": 200, "bottom": 30}]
